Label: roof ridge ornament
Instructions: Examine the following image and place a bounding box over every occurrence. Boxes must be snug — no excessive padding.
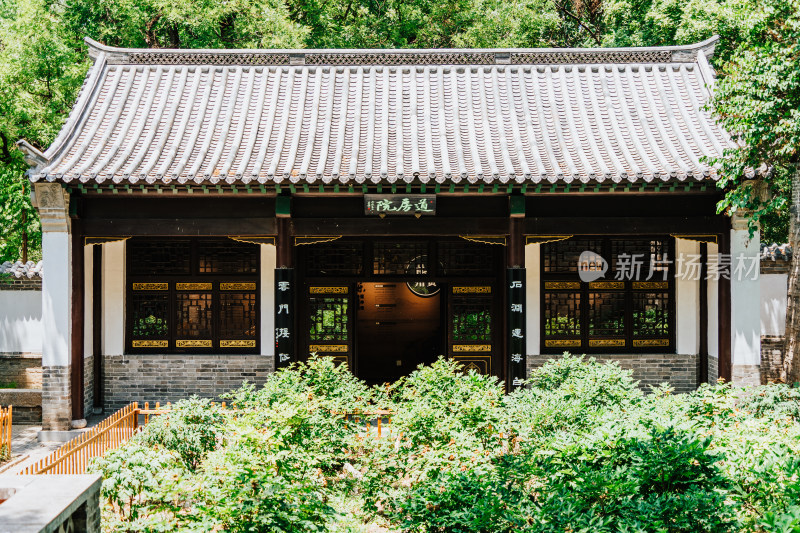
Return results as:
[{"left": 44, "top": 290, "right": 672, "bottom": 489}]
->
[{"left": 83, "top": 35, "right": 720, "bottom": 67}]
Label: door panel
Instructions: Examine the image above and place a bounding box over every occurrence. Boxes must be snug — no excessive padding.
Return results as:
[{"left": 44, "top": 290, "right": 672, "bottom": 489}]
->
[
  {"left": 305, "top": 284, "right": 354, "bottom": 369},
  {"left": 448, "top": 284, "right": 497, "bottom": 375}
]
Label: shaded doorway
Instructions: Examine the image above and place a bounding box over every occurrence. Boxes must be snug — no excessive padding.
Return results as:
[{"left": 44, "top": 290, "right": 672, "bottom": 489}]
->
[{"left": 356, "top": 281, "right": 443, "bottom": 384}]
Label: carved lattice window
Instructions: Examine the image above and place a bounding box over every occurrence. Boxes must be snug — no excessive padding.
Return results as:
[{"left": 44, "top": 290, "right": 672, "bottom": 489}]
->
[
  {"left": 451, "top": 295, "right": 492, "bottom": 342},
  {"left": 127, "top": 238, "right": 259, "bottom": 353},
  {"left": 309, "top": 296, "right": 349, "bottom": 342},
  {"left": 439, "top": 241, "right": 495, "bottom": 276},
  {"left": 301, "top": 241, "right": 364, "bottom": 276},
  {"left": 541, "top": 236, "right": 674, "bottom": 352},
  {"left": 373, "top": 242, "right": 429, "bottom": 275}
]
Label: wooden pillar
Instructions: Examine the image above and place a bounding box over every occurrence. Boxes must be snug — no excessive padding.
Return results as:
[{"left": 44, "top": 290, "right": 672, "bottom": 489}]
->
[
  {"left": 699, "top": 241, "right": 708, "bottom": 385},
  {"left": 718, "top": 230, "right": 732, "bottom": 382},
  {"left": 276, "top": 196, "right": 292, "bottom": 268},
  {"left": 71, "top": 220, "right": 84, "bottom": 421},
  {"left": 92, "top": 244, "right": 103, "bottom": 411},
  {"left": 508, "top": 196, "right": 525, "bottom": 268}
]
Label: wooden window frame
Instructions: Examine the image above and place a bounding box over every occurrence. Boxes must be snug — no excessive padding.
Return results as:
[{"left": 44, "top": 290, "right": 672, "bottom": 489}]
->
[
  {"left": 540, "top": 236, "right": 676, "bottom": 354},
  {"left": 125, "top": 237, "right": 260, "bottom": 354}
]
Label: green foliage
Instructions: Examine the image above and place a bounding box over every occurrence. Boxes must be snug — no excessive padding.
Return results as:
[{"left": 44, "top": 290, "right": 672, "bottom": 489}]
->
[
  {"left": 710, "top": 0, "right": 800, "bottom": 238},
  {"left": 93, "top": 355, "right": 800, "bottom": 531}
]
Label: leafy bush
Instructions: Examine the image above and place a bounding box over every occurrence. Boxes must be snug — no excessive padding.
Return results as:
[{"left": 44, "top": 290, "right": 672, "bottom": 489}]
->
[{"left": 91, "top": 354, "right": 800, "bottom": 532}]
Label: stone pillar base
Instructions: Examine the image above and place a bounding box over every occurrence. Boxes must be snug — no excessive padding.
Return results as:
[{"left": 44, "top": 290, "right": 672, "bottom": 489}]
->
[{"left": 42, "top": 366, "right": 71, "bottom": 431}]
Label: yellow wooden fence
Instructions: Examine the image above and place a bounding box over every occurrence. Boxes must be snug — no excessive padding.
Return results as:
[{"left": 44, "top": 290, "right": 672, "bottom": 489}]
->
[
  {"left": 0, "top": 406, "right": 11, "bottom": 461},
  {"left": 20, "top": 403, "right": 140, "bottom": 475},
  {"left": 18, "top": 401, "right": 393, "bottom": 475}
]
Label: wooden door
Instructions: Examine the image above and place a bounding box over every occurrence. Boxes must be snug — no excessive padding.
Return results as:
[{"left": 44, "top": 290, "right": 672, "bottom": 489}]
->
[
  {"left": 447, "top": 283, "right": 498, "bottom": 376},
  {"left": 304, "top": 284, "right": 354, "bottom": 369}
]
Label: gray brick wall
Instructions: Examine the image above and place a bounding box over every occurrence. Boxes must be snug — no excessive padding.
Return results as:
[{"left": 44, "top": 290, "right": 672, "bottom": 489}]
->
[
  {"left": 42, "top": 366, "right": 71, "bottom": 430},
  {"left": 760, "top": 335, "right": 784, "bottom": 384},
  {"left": 0, "top": 353, "right": 42, "bottom": 388},
  {"left": 103, "top": 354, "right": 275, "bottom": 411},
  {"left": 733, "top": 364, "right": 762, "bottom": 386},
  {"left": 0, "top": 277, "right": 41, "bottom": 291},
  {"left": 526, "top": 353, "right": 700, "bottom": 393},
  {"left": 84, "top": 354, "right": 94, "bottom": 416},
  {"left": 708, "top": 355, "right": 718, "bottom": 385}
]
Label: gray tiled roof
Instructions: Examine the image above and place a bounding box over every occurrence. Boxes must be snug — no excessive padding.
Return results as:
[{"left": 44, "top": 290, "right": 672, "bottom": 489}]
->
[
  {"left": 0, "top": 261, "right": 43, "bottom": 278},
  {"left": 21, "top": 36, "right": 733, "bottom": 186},
  {"left": 761, "top": 243, "right": 792, "bottom": 262}
]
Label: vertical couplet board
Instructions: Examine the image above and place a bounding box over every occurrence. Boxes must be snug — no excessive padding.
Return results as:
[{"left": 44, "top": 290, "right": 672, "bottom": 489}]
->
[
  {"left": 507, "top": 268, "right": 526, "bottom": 390},
  {"left": 275, "top": 268, "right": 295, "bottom": 368}
]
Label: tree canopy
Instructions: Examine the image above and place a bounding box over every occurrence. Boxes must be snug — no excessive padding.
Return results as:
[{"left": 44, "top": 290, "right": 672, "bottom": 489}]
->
[{"left": 0, "top": 0, "right": 789, "bottom": 261}]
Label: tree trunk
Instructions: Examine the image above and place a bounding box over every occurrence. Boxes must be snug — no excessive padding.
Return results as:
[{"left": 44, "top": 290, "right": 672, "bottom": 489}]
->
[
  {"left": 21, "top": 210, "right": 28, "bottom": 264},
  {"left": 784, "top": 170, "right": 800, "bottom": 383}
]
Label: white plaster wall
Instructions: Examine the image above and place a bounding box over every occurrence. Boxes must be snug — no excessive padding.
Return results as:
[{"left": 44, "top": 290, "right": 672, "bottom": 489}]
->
[
  {"left": 761, "top": 273, "right": 788, "bottom": 336},
  {"left": 260, "top": 245, "right": 276, "bottom": 356},
  {"left": 730, "top": 227, "right": 761, "bottom": 367},
  {"left": 676, "top": 238, "right": 700, "bottom": 355},
  {"left": 525, "top": 244, "right": 540, "bottom": 356},
  {"left": 84, "top": 245, "right": 93, "bottom": 357},
  {"left": 41, "top": 231, "right": 71, "bottom": 366},
  {"left": 102, "top": 240, "right": 125, "bottom": 356},
  {"left": 0, "top": 290, "right": 43, "bottom": 353},
  {"left": 707, "top": 242, "right": 719, "bottom": 359}
]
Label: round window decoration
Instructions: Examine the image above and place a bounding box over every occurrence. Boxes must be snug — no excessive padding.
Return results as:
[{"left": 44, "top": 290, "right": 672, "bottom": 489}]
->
[{"left": 407, "top": 281, "right": 440, "bottom": 297}]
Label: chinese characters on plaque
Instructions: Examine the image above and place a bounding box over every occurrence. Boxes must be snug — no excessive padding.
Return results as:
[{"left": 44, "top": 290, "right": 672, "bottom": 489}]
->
[
  {"left": 364, "top": 194, "right": 436, "bottom": 216},
  {"left": 275, "top": 269, "right": 294, "bottom": 368},
  {"left": 507, "top": 269, "right": 526, "bottom": 390}
]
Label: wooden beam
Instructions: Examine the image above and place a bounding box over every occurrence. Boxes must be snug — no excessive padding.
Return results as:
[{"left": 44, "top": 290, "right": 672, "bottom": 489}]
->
[
  {"left": 524, "top": 216, "right": 729, "bottom": 235},
  {"left": 290, "top": 217, "right": 510, "bottom": 236},
  {"left": 81, "top": 218, "right": 277, "bottom": 236}
]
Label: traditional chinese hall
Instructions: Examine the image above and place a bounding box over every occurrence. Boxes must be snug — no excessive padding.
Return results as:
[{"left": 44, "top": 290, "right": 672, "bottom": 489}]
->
[{"left": 18, "top": 36, "right": 762, "bottom": 431}]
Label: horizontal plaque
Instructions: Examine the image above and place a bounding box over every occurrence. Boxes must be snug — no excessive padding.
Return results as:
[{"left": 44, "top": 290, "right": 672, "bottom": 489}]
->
[
  {"left": 176, "top": 339, "right": 213, "bottom": 348},
  {"left": 309, "top": 286, "right": 349, "bottom": 294},
  {"left": 632, "top": 281, "right": 669, "bottom": 290},
  {"left": 220, "top": 283, "right": 257, "bottom": 291},
  {"left": 452, "top": 344, "right": 492, "bottom": 353},
  {"left": 589, "top": 281, "right": 625, "bottom": 290},
  {"left": 309, "top": 344, "right": 349, "bottom": 353},
  {"left": 176, "top": 283, "right": 213, "bottom": 291},
  {"left": 589, "top": 339, "right": 625, "bottom": 347},
  {"left": 545, "top": 339, "right": 581, "bottom": 347},
  {"left": 544, "top": 281, "right": 580, "bottom": 290},
  {"left": 133, "top": 283, "right": 168, "bottom": 291},
  {"left": 452, "top": 286, "right": 491, "bottom": 294},
  {"left": 632, "top": 339, "right": 670, "bottom": 347},
  {"left": 132, "top": 340, "right": 168, "bottom": 348},
  {"left": 220, "top": 340, "right": 256, "bottom": 348},
  {"left": 365, "top": 194, "right": 436, "bottom": 216}
]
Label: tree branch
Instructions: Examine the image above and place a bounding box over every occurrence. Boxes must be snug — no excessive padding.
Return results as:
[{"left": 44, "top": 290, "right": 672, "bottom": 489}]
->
[{"left": 553, "top": 0, "right": 602, "bottom": 45}]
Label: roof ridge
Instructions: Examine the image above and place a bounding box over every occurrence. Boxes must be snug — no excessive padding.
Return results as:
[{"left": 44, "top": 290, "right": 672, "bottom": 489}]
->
[{"left": 85, "top": 36, "right": 719, "bottom": 66}]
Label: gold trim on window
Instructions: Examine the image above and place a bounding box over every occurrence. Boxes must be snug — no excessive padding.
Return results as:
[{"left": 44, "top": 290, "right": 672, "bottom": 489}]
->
[
  {"left": 632, "top": 281, "right": 668, "bottom": 290},
  {"left": 632, "top": 339, "right": 670, "bottom": 347},
  {"left": 526, "top": 235, "right": 573, "bottom": 245},
  {"left": 452, "top": 286, "right": 492, "bottom": 294},
  {"left": 589, "top": 339, "right": 625, "bottom": 347},
  {"left": 220, "top": 283, "right": 257, "bottom": 291},
  {"left": 309, "top": 286, "right": 349, "bottom": 295},
  {"left": 459, "top": 235, "right": 506, "bottom": 246},
  {"left": 589, "top": 281, "right": 625, "bottom": 290},
  {"left": 132, "top": 283, "right": 168, "bottom": 291},
  {"left": 220, "top": 340, "right": 256, "bottom": 348},
  {"left": 296, "top": 236, "right": 342, "bottom": 246},
  {"left": 545, "top": 339, "right": 581, "bottom": 347},
  {"left": 176, "top": 339, "right": 213, "bottom": 348},
  {"left": 132, "top": 340, "right": 168, "bottom": 348},
  {"left": 544, "top": 281, "right": 580, "bottom": 290},
  {"left": 309, "top": 344, "right": 349, "bottom": 353},
  {"left": 452, "top": 344, "right": 492, "bottom": 353},
  {"left": 176, "top": 283, "right": 213, "bottom": 291}
]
